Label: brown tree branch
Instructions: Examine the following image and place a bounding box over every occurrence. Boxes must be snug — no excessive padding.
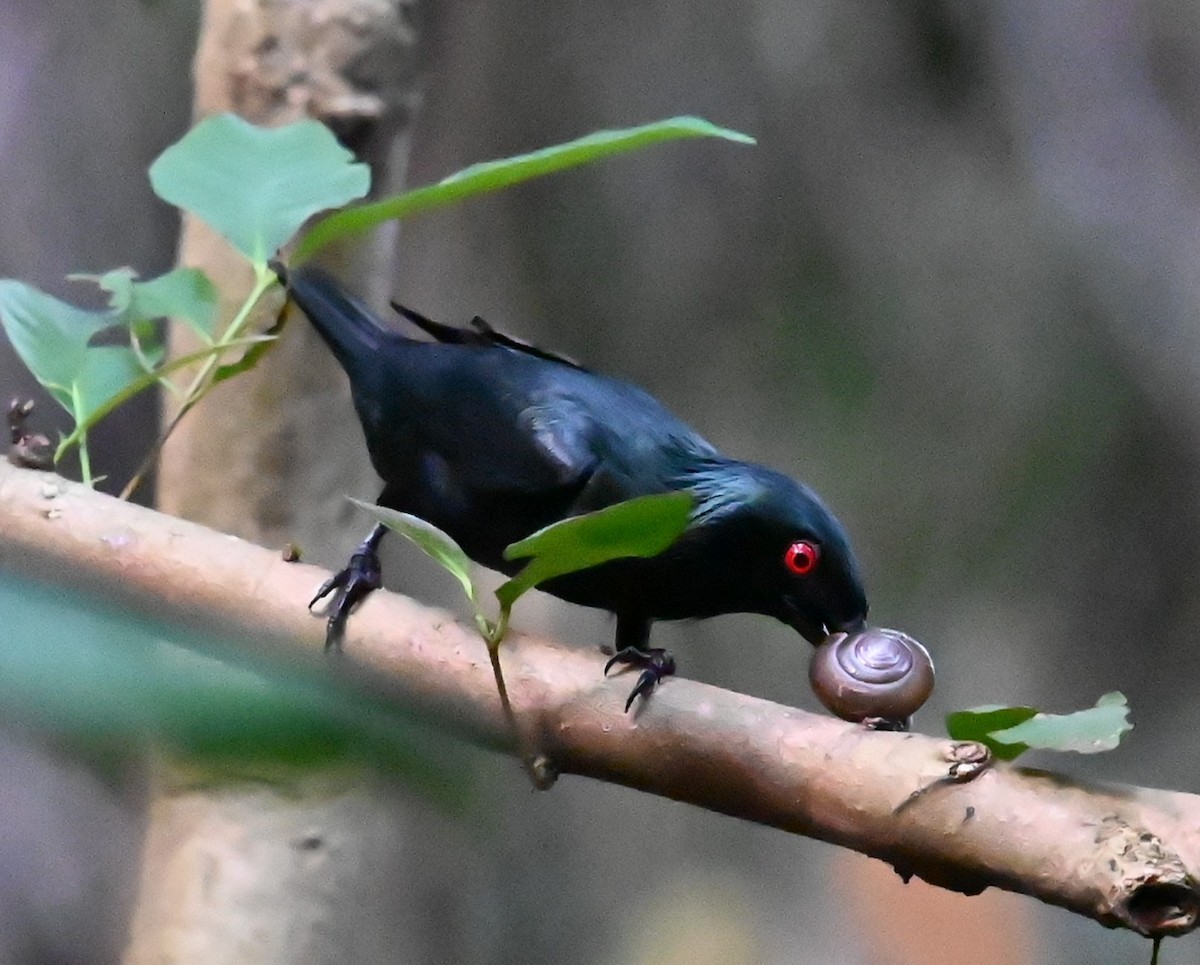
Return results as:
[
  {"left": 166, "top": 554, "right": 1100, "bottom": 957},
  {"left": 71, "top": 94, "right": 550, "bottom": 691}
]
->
[{"left": 1, "top": 460, "right": 1198, "bottom": 940}]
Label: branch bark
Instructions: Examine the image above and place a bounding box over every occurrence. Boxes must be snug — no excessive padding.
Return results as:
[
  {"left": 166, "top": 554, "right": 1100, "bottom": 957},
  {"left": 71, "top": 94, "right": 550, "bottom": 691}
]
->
[{"left": 2, "top": 462, "right": 1198, "bottom": 941}]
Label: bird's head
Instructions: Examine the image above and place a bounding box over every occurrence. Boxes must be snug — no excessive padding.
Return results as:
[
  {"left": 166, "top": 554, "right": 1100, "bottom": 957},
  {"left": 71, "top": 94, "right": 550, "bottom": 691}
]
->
[{"left": 688, "top": 461, "right": 868, "bottom": 645}]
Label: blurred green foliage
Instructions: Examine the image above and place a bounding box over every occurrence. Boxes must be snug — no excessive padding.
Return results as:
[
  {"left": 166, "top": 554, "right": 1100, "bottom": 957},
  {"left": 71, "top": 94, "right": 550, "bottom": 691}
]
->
[{"left": 0, "top": 569, "right": 467, "bottom": 805}]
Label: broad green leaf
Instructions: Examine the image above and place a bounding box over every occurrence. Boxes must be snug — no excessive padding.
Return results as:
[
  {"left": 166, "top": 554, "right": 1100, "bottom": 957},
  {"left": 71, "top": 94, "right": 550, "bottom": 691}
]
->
[
  {"left": 150, "top": 113, "right": 370, "bottom": 264},
  {"left": 990, "top": 692, "right": 1131, "bottom": 755},
  {"left": 0, "top": 280, "right": 116, "bottom": 406},
  {"left": 75, "top": 346, "right": 146, "bottom": 425},
  {"left": 80, "top": 268, "right": 161, "bottom": 366},
  {"left": 0, "top": 569, "right": 466, "bottom": 806},
  {"left": 497, "top": 492, "right": 693, "bottom": 608},
  {"left": 945, "top": 704, "right": 1038, "bottom": 761},
  {"left": 0, "top": 279, "right": 181, "bottom": 428},
  {"left": 0, "top": 276, "right": 235, "bottom": 470},
  {"left": 68, "top": 264, "right": 218, "bottom": 350},
  {"left": 83, "top": 267, "right": 138, "bottom": 312},
  {"left": 293, "top": 116, "right": 756, "bottom": 262},
  {"left": 93, "top": 266, "right": 219, "bottom": 343},
  {"left": 945, "top": 693, "right": 1133, "bottom": 761},
  {"left": 349, "top": 499, "right": 479, "bottom": 608}
]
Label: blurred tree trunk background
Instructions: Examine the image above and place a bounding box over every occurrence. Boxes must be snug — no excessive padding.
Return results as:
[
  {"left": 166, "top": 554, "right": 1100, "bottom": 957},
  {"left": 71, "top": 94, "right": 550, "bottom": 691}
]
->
[
  {"left": 3, "top": 0, "right": 1200, "bottom": 962},
  {"left": 123, "top": 1, "right": 474, "bottom": 962}
]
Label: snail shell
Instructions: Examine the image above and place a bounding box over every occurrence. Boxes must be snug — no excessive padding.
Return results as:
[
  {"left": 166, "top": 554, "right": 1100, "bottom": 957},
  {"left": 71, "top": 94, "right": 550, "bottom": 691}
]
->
[{"left": 809, "top": 627, "right": 934, "bottom": 724}]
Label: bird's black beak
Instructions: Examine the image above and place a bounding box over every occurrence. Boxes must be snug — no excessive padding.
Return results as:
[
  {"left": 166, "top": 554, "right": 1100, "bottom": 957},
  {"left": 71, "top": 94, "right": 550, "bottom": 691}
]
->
[
  {"left": 782, "top": 597, "right": 867, "bottom": 646},
  {"left": 834, "top": 614, "right": 868, "bottom": 636}
]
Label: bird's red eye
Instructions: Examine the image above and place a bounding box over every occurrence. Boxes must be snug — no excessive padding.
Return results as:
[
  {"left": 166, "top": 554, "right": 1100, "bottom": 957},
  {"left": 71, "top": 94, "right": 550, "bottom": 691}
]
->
[{"left": 785, "top": 540, "right": 820, "bottom": 575}]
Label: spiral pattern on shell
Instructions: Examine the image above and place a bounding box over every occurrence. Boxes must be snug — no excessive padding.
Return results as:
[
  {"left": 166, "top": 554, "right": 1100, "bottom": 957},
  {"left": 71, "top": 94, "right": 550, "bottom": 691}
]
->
[{"left": 808, "top": 627, "right": 935, "bottom": 724}]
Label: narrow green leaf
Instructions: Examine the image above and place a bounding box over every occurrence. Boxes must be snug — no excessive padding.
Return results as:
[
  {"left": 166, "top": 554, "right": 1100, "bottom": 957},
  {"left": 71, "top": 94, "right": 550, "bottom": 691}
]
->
[
  {"left": 211, "top": 296, "right": 287, "bottom": 385},
  {"left": 990, "top": 692, "right": 1132, "bottom": 755},
  {"left": 150, "top": 113, "right": 370, "bottom": 264},
  {"left": 210, "top": 335, "right": 279, "bottom": 385},
  {"left": 293, "top": 116, "right": 756, "bottom": 262},
  {"left": 945, "top": 704, "right": 1038, "bottom": 761},
  {"left": 349, "top": 499, "right": 479, "bottom": 608},
  {"left": 497, "top": 492, "right": 693, "bottom": 609}
]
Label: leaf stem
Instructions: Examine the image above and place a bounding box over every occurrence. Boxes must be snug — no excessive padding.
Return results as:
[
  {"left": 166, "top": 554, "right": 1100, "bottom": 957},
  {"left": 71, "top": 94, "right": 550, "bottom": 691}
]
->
[
  {"left": 486, "top": 642, "right": 514, "bottom": 723},
  {"left": 119, "top": 266, "right": 278, "bottom": 500},
  {"left": 485, "top": 635, "right": 553, "bottom": 790},
  {"left": 488, "top": 605, "right": 510, "bottom": 647},
  {"left": 67, "top": 384, "right": 93, "bottom": 486},
  {"left": 476, "top": 601, "right": 549, "bottom": 786},
  {"left": 57, "top": 336, "right": 274, "bottom": 458},
  {"left": 77, "top": 432, "right": 92, "bottom": 487}
]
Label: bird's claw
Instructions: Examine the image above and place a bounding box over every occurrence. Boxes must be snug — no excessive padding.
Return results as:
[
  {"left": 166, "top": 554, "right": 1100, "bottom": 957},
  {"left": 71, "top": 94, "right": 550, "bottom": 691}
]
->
[
  {"left": 623, "top": 669, "right": 661, "bottom": 713},
  {"left": 310, "top": 547, "right": 382, "bottom": 652},
  {"left": 604, "top": 646, "right": 676, "bottom": 712},
  {"left": 860, "top": 715, "right": 911, "bottom": 732}
]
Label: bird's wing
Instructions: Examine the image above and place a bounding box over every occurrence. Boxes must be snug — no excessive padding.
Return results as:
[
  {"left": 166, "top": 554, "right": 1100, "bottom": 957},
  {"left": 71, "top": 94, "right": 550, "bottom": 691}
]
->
[
  {"left": 366, "top": 338, "right": 716, "bottom": 527},
  {"left": 369, "top": 354, "right": 605, "bottom": 499},
  {"left": 375, "top": 378, "right": 615, "bottom": 557}
]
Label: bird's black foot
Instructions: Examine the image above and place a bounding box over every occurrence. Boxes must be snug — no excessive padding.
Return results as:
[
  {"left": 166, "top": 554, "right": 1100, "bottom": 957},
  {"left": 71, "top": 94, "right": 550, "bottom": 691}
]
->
[
  {"left": 604, "top": 646, "right": 676, "bottom": 712},
  {"left": 310, "top": 524, "right": 385, "bottom": 652},
  {"left": 861, "top": 715, "right": 911, "bottom": 732}
]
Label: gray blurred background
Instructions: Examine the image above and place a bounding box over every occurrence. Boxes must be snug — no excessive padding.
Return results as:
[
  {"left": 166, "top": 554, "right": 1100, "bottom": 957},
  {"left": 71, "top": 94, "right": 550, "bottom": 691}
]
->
[{"left": 3, "top": 0, "right": 1200, "bottom": 962}]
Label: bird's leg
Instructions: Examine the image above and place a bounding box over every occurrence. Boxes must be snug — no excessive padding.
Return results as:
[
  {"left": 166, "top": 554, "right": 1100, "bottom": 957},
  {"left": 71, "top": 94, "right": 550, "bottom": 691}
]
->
[
  {"left": 603, "top": 614, "right": 675, "bottom": 712},
  {"left": 310, "top": 523, "right": 387, "bottom": 652}
]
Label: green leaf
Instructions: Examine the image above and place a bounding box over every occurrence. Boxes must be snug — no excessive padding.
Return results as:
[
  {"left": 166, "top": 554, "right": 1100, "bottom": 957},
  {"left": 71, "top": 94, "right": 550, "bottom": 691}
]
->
[
  {"left": 54, "top": 335, "right": 278, "bottom": 458},
  {"left": 0, "top": 279, "right": 116, "bottom": 408},
  {"left": 69, "top": 267, "right": 217, "bottom": 371},
  {"left": 75, "top": 347, "right": 146, "bottom": 425},
  {"left": 293, "top": 116, "right": 756, "bottom": 262},
  {"left": 990, "top": 692, "right": 1132, "bottom": 755},
  {"left": 95, "top": 266, "right": 219, "bottom": 343},
  {"left": 149, "top": 113, "right": 370, "bottom": 264},
  {"left": 81, "top": 268, "right": 160, "bottom": 366},
  {"left": 497, "top": 492, "right": 693, "bottom": 609},
  {"left": 83, "top": 267, "right": 138, "bottom": 312},
  {"left": 945, "top": 693, "right": 1133, "bottom": 761},
  {"left": 0, "top": 274, "right": 237, "bottom": 470},
  {"left": 945, "top": 704, "right": 1038, "bottom": 761},
  {"left": 0, "top": 278, "right": 188, "bottom": 424},
  {"left": 349, "top": 499, "right": 480, "bottom": 608},
  {"left": 210, "top": 334, "right": 278, "bottom": 385}
]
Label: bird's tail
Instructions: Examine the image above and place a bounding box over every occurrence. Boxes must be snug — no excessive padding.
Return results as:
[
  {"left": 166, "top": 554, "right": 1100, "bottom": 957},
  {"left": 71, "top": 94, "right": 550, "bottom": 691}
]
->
[{"left": 275, "top": 264, "right": 390, "bottom": 377}]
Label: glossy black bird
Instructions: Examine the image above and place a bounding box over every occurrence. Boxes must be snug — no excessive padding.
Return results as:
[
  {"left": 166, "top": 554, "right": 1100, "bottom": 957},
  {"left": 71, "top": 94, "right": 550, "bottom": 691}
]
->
[{"left": 282, "top": 265, "right": 868, "bottom": 710}]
